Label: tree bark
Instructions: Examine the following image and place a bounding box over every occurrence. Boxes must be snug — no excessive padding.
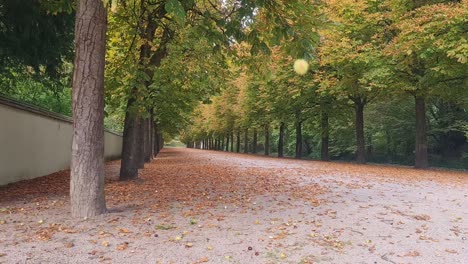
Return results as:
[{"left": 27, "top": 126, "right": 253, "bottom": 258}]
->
[
  {"left": 354, "top": 100, "right": 366, "bottom": 164},
  {"left": 149, "top": 114, "right": 154, "bottom": 159},
  {"left": 158, "top": 133, "right": 164, "bottom": 151},
  {"left": 264, "top": 124, "right": 270, "bottom": 156},
  {"left": 415, "top": 96, "right": 429, "bottom": 168},
  {"left": 153, "top": 122, "right": 159, "bottom": 155},
  {"left": 236, "top": 131, "right": 241, "bottom": 152},
  {"left": 230, "top": 132, "right": 234, "bottom": 152},
  {"left": 244, "top": 129, "right": 249, "bottom": 153},
  {"left": 320, "top": 109, "right": 329, "bottom": 161},
  {"left": 70, "top": 0, "right": 107, "bottom": 217},
  {"left": 278, "top": 122, "right": 285, "bottom": 158},
  {"left": 225, "top": 133, "right": 230, "bottom": 151},
  {"left": 137, "top": 118, "right": 145, "bottom": 168},
  {"left": 252, "top": 129, "right": 257, "bottom": 154},
  {"left": 295, "top": 119, "right": 302, "bottom": 159},
  {"left": 144, "top": 118, "right": 151, "bottom": 162}
]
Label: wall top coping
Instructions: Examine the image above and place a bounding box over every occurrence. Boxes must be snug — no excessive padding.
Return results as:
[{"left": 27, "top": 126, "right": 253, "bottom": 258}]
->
[{"left": 0, "top": 94, "right": 123, "bottom": 137}]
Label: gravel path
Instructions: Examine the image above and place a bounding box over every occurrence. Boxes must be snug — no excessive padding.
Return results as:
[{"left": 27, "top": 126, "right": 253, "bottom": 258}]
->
[{"left": 0, "top": 148, "right": 467, "bottom": 264}]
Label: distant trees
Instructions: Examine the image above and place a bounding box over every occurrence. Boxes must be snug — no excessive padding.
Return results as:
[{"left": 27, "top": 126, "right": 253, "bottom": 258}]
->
[{"left": 182, "top": 0, "right": 468, "bottom": 169}]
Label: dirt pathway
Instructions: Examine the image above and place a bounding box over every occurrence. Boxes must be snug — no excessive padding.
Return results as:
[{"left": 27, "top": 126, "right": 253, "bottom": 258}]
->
[{"left": 0, "top": 148, "right": 467, "bottom": 264}]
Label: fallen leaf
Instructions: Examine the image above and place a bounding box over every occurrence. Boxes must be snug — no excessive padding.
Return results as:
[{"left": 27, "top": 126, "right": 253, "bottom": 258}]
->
[{"left": 116, "top": 242, "right": 129, "bottom": 251}]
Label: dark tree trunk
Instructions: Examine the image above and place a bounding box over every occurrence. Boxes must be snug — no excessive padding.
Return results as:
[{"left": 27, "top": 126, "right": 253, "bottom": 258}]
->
[
  {"left": 415, "top": 96, "right": 429, "bottom": 168},
  {"left": 244, "top": 129, "right": 248, "bottom": 153},
  {"left": 252, "top": 129, "right": 257, "bottom": 154},
  {"left": 230, "top": 132, "right": 234, "bottom": 152},
  {"left": 354, "top": 99, "right": 366, "bottom": 164},
  {"left": 278, "top": 122, "right": 285, "bottom": 158},
  {"left": 236, "top": 131, "right": 241, "bottom": 153},
  {"left": 120, "top": 110, "right": 140, "bottom": 180},
  {"left": 215, "top": 138, "right": 219, "bottom": 150},
  {"left": 225, "top": 133, "right": 230, "bottom": 151},
  {"left": 158, "top": 133, "right": 164, "bottom": 151},
  {"left": 144, "top": 118, "right": 151, "bottom": 162},
  {"left": 295, "top": 120, "right": 302, "bottom": 159},
  {"left": 137, "top": 118, "right": 145, "bottom": 168},
  {"left": 120, "top": 19, "right": 159, "bottom": 179},
  {"left": 320, "top": 109, "right": 329, "bottom": 161},
  {"left": 149, "top": 114, "right": 154, "bottom": 159},
  {"left": 70, "top": 0, "right": 107, "bottom": 217},
  {"left": 221, "top": 136, "right": 225, "bottom": 151},
  {"left": 153, "top": 122, "right": 159, "bottom": 155},
  {"left": 264, "top": 124, "right": 270, "bottom": 156}
]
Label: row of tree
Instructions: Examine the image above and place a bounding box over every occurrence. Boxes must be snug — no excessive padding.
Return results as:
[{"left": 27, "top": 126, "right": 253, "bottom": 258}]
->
[
  {"left": 1, "top": 0, "right": 324, "bottom": 217},
  {"left": 181, "top": 0, "right": 468, "bottom": 169}
]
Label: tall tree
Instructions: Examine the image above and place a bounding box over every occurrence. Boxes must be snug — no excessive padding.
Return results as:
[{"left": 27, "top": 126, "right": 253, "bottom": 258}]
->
[{"left": 70, "top": 0, "right": 107, "bottom": 218}]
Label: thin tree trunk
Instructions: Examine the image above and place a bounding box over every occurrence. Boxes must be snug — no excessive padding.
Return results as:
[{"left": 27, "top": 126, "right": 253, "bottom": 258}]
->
[
  {"left": 252, "top": 129, "right": 257, "bottom": 154},
  {"left": 355, "top": 100, "right": 366, "bottom": 164},
  {"left": 158, "top": 133, "right": 164, "bottom": 151},
  {"left": 320, "top": 109, "right": 329, "bottom": 161},
  {"left": 225, "top": 133, "right": 230, "bottom": 151},
  {"left": 230, "top": 132, "right": 234, "bottom": 152},
  {"left": 154, "top": 122, "right": 159, "bottom": 155},
  {"left": 295, "top": 120, "right": 302, "bottom": 159},
  {"left": 236, "top": 131, "right": 241, "bottom": 152},
  {"left": 144, "top": 118, "right": 151, "bottom": 162},
  {"left": 278, "top": 122, "right": 285, "bottom": 158},
  {"left": 244, "top": 129, "right": 248, "bottom": 153},
  {"left": 415, "top": 96, "right": 429, "bottom": 168},
  {"left": 149, "top": 114, "right": 154, "bottom": 159},
  {"left": 137, "top": 118, "right": 145, "bottom": 168},
  {"left": 264, "top": 124, "right": 270, "bottom": 156},
  {"left": 70, "top": 0, "right": 107, "bottom": 217}
]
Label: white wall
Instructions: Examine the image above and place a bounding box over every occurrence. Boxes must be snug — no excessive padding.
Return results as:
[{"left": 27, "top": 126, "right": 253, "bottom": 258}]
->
[{"left": 0, "top": 97, "right": 122, "bottom": 185}]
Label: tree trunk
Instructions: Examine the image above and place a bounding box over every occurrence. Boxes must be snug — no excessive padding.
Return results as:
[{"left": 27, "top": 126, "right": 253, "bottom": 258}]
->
[
  {"left": 295, "top": 120, "right": 302, "bottom": 159},
  {"left": 137, "top": 118, "right": 145, "bottom": 168},
  {"left": 236, "top": 131, "right": 241, "bottom": 152},
  {"left": 144, "top": 118, "right": 151, "bottom": 162},
  {"left": 70, "top": 0, "right": 107, "bottom": 217},
  {"left": 225, "top": 133, "right": 230, "bottom": 151},
  {"left": 320, "top": 109, "right": 329, "bottom": 161},
  {"left": 154, "top": 122, "right": 159, "bottom": 155},
  {"left": 119, "top": 14, "right": 167, "bottom": 179},
  {"left": 415, "top": 96, "right": 429, "bottom": 168},
  {"left": 278, "top": 122, "right": 285, "bottom": 158},
  {"left": 252, "top": 129, "right": 257, "bottom": 154},
  {"left": 158, "top": 133, "right": 164, "bottom": 151},
  {"left": 244, "top": 129, "right": 248, "bottom": 153},
  {"left": 230, "top": 132, "right": 234, "bottom": 152},
  {"left": 355, "top": 100, "right": 366, "bottom": 164},
  {"left": 149, "top": 114, "right": 154, "bottom": 159},
  {"left": 264, "top": 124, "right": 270, "bottom": 156}
]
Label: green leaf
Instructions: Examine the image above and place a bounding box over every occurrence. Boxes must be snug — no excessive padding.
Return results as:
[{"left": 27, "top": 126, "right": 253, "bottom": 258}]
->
[{"left": 165, "top": 0, "right": 186, "bottom": 25}]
